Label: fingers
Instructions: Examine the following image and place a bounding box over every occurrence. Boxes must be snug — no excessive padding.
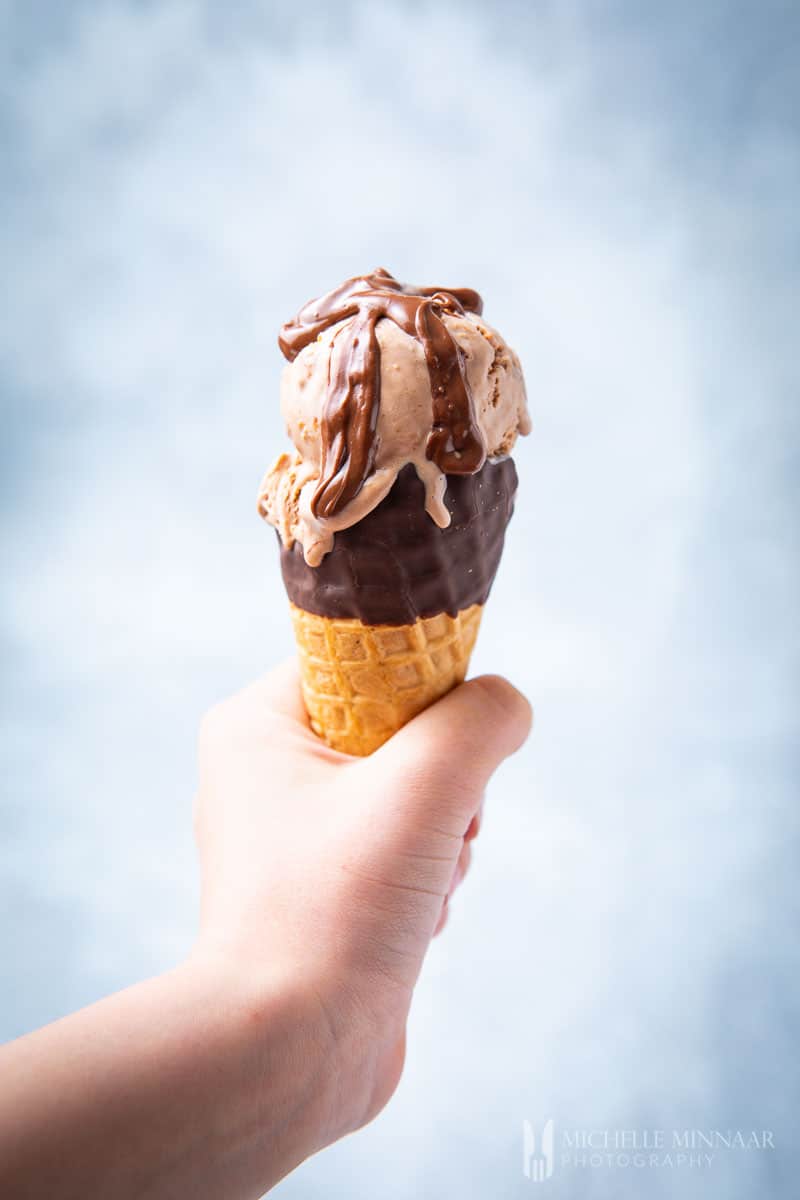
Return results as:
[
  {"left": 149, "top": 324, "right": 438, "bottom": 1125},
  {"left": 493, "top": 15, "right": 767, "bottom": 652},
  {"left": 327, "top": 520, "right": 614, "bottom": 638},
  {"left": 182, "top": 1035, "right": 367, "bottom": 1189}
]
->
[
  {"left": 433, "top": 839, "right": 473, "bottom": 937},
  {"left": 433, "top": 900, "right": 449, "bottom": 936},
  {"left": 372, "top": 674, "right": 532, "bottom": 834},
  {"left": 389, "top": 675, "right": 531, "bottom": 789},
  {"left": 465, "top": 802, "right": 484, "bottom": 842},
  {"left": 450, "top": 839, "right": 472, "bottom": 895}
]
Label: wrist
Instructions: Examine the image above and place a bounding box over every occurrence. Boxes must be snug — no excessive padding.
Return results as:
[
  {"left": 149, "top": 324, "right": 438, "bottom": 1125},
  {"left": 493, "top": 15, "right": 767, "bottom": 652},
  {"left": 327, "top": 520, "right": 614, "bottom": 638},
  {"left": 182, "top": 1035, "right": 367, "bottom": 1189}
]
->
[
  {"left": 0, "top": 951, "right": 338, "bottom": 1200},
  {"left": 179, "top": 948, "right": 337, "bottom": 1190}
]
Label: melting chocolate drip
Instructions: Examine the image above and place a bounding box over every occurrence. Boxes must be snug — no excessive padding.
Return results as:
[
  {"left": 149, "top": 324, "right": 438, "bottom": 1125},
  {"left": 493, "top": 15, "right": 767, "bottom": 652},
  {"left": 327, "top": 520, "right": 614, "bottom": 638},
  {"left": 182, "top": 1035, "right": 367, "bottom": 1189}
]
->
[
  {"left": 279, "top": 457, "right": 518, "bottom": 625},
  {"left": 278, "top": 268, "right": 487, "bottom": 520}
]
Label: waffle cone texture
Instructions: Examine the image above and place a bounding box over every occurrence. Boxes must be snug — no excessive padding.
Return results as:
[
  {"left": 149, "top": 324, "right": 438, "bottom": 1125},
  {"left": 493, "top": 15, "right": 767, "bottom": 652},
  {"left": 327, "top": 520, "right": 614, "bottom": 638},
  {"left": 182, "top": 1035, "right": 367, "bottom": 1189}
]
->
[
  {"left": 289, "top": 602, "right": 483, "bottom": 756},
  {"left": 280, "top": 458, "right": 518, "bottom": 755}
]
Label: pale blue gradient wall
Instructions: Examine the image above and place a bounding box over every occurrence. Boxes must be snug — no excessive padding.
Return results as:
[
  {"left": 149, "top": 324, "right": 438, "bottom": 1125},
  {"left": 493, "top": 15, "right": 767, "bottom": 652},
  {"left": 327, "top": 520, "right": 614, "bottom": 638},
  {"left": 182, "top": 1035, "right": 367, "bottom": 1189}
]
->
[{"left": 1, "top": 2, "right": 798, "bottom": 1196}]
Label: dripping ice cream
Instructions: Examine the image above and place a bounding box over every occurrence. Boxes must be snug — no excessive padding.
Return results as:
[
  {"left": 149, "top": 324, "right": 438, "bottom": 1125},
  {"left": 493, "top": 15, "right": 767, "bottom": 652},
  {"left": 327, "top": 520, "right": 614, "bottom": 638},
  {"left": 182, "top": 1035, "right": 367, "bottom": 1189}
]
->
[
  {"left": 259, "top": 268, "right": 530, "bottom": 567},
  {"left": 258, "top": 269, "right": 530, "bottom": 755}
]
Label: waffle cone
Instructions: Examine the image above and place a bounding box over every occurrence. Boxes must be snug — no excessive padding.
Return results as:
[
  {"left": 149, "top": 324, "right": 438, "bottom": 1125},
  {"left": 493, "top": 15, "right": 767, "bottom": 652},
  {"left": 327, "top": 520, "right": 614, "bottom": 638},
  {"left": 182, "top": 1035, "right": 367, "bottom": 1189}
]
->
[{"left": 289, "top": 602, "right": 484, "bottom": 756}]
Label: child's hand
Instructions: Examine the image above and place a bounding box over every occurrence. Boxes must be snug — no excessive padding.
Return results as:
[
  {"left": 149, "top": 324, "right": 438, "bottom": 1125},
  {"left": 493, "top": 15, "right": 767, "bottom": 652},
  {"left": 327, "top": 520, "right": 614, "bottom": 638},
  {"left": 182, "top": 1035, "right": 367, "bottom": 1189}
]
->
[{"left": 193, "top": 660, "right": 532, "bottom": 1143}]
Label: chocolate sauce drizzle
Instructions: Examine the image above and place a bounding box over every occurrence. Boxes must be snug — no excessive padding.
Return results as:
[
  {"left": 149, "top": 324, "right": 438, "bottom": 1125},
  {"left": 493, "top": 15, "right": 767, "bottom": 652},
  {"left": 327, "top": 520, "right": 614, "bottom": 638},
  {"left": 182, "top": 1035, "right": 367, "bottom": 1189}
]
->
[{"left": 278, "top": 268, "right": 487, "bottom": 520}]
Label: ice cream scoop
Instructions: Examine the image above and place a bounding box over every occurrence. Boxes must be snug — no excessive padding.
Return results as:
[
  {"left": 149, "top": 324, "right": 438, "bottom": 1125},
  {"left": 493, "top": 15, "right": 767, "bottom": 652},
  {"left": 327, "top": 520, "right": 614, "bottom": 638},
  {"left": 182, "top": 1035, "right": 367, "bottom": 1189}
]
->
[
  {"left": 259, "top": 267, "right": 530, "bottom": 566},
  {"left": 258, "top": 269, "right": 530, "bottom": 754}
]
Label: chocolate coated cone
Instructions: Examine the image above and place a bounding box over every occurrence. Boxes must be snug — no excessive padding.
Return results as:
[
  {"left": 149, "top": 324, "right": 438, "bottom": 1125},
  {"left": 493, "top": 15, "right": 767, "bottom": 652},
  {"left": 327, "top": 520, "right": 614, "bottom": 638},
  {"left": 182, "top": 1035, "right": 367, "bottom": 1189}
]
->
[
  {"left": 280, "top": 457, "right": 518, "bottom": 755},
  {"left": 280, "top": 457, "right": 518, "bottom": 626}
]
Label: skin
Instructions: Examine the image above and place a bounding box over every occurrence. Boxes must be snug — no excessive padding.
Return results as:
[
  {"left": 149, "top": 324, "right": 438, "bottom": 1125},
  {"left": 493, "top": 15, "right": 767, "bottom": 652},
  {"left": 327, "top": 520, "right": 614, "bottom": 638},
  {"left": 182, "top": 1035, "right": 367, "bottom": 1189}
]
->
[{"left": 0, "top": 661, "right": 531, "bottom": 1199}]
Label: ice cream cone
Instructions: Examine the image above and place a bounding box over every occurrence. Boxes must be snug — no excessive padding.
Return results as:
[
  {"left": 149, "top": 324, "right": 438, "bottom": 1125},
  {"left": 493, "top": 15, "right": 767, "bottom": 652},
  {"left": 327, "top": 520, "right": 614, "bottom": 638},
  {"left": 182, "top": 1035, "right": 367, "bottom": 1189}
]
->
[
  {"left": 258, "top": 270, "right": 529, "bottom": 755},
  {"left": 289, "top": 602, "right": 483, "bottom": 756}
]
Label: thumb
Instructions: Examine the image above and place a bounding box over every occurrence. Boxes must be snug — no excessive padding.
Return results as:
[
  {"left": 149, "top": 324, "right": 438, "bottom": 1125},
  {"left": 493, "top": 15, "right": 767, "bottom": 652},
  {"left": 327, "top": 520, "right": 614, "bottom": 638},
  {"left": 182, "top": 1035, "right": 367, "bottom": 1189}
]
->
[{"left": 371, "top": 675, "right": 532, "bottom": 835}]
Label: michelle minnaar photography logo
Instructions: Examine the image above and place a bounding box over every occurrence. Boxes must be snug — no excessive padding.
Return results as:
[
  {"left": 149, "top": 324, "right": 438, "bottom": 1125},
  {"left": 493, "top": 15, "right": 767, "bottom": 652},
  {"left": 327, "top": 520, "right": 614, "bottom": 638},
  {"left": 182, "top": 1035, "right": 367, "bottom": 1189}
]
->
[
  {"left": 522, "top": 1120, "right": 775, "bottom": 1182},
  {"left": 523, "top": 1119, "right": 555, "bottom": 1182}
]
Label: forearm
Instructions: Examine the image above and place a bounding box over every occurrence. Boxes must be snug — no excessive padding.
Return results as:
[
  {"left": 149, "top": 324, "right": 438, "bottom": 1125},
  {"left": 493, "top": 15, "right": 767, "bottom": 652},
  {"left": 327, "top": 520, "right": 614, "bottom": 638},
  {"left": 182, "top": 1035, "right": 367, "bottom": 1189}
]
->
[{"left": 0, "top": 956, "right": 330, "bottom": 1200}]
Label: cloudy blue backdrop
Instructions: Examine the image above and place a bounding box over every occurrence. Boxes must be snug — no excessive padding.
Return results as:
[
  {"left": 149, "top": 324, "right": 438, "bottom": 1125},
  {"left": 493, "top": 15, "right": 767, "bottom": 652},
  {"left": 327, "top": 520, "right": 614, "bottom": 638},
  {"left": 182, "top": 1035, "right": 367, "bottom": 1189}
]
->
[{"left": 1, "top": 1, "right": 798, "bottom": 1196}]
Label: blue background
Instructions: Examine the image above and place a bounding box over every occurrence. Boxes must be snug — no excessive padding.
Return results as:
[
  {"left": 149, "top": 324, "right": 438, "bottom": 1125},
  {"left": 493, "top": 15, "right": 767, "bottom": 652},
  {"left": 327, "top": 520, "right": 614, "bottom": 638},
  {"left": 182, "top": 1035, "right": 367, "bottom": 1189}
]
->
[{"left": 1, "top": 2, "right": 798, "bottom": 1196}]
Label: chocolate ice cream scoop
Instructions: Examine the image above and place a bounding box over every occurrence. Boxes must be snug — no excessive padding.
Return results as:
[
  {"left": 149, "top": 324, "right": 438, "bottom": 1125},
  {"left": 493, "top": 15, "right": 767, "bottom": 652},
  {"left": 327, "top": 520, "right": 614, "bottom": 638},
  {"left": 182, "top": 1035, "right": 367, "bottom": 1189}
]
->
[{"left": 258, "top": 268, "right": 529, "bottom": 566}]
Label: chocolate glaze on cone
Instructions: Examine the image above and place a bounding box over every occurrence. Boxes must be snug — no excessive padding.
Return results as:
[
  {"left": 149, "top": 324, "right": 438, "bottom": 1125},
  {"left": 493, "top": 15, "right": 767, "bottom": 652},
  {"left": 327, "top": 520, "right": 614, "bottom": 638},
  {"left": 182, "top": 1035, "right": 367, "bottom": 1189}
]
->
[{"left": 279, "top": 457, "right": 518, "bottom": 626}]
